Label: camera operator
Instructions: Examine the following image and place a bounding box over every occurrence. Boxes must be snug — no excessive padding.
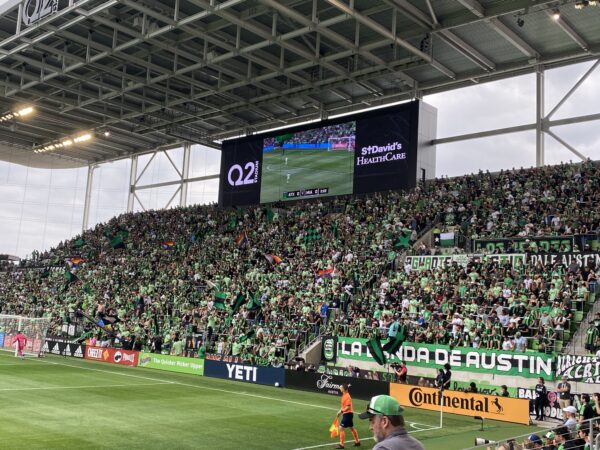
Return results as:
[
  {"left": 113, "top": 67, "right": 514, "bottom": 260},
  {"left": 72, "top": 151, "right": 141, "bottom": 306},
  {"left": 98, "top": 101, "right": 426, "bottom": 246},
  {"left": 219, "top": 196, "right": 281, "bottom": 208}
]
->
[{"left": 392, "top": 361, "right": 407, "bottom": 384}]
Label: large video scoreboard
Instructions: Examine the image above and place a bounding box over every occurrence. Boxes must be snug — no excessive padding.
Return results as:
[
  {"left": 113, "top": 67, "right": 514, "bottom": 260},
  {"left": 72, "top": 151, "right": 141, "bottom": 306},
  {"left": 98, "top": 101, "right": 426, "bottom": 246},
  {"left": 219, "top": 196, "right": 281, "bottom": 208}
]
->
[{"left": 219, "top": 101, "right": 420, "bottom": 206}]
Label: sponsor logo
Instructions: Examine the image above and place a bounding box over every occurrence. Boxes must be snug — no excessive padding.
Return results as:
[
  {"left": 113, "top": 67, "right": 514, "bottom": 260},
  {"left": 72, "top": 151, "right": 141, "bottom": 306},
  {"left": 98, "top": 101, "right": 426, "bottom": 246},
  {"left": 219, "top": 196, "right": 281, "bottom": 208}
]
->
[
  {"left": 87, "top": 347, "right": 103, "bottom": 359},
  {"left": 227, "top": 161, "right": 259, "bottom": 187},
  {"left": 122, "top": 352, "right": 136, "bottom": 364},
  {"left": 102, "top": 350, "right": 110, "bottom": 361},
  {"left": 226, "top": 363, "right": 257, "bottom": 382},
  {"left": 323, "top": 338, "right": 335, "bottom": 361},
  {"left": 73, "top": 347, "right": 83, "bottom": 358},
  {"left": 316, "top": 374, "right": 344, "bottom": 394},
  {"left": 408, "top": 387, "right": 500, "bottom": 414},
  {"left": 114, "top": 351, "right": 122, "bottom": 363}
]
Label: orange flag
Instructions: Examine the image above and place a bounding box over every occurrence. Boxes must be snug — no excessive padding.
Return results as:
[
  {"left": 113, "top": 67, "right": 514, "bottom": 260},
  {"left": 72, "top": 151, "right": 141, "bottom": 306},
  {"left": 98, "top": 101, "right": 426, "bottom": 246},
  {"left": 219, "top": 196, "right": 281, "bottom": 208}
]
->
[{"left": 329, "top": 417, "right": 339, "bottom": 438}]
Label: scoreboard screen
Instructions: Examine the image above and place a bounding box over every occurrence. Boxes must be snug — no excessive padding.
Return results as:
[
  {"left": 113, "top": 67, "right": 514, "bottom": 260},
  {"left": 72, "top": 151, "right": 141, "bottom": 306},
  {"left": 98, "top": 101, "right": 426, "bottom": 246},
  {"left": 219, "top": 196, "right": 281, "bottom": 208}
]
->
[{"left": 219, "top": 101, "right": 419, "bottom": 206}]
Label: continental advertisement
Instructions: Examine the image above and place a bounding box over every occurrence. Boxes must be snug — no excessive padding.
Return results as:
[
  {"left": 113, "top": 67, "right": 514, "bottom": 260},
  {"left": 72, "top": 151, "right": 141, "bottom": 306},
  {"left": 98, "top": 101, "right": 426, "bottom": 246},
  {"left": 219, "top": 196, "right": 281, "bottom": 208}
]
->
[
  {"left": 138, "top": 353, "right": 204, "bottom": 376},
  {"left": 390, "top": 384, "right": 530, "bottom": 425},
  {"left": 338, "top": 338, "right": 554, "bottom": 378}
]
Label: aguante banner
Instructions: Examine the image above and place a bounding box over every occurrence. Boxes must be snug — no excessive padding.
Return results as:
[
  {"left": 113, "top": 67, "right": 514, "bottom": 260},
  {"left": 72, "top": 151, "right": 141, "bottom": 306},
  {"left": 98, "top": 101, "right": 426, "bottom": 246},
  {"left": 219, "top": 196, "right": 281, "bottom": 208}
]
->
[
  {"left": 337, "top": 338, "right": 554, "bottom": 378},
  {"left": 84, "top": 346, "right": 139, "bottom": 367},
  {"left": 390, "top": 384, "right": 530, "bottom": 425}
]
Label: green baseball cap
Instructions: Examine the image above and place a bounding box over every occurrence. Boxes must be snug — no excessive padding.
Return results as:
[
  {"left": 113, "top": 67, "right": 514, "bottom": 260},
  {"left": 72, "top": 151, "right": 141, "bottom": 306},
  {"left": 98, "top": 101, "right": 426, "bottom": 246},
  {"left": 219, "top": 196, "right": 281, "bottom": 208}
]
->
[{"left": 358, "top": 395, "right": 404, "bottom": 419}]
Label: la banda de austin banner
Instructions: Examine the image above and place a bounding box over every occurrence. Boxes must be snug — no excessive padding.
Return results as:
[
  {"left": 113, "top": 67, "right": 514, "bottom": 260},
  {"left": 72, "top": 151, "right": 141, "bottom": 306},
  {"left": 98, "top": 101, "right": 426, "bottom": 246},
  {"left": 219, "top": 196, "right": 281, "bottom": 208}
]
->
[{"left": 337, "top": 338, "right": 554, "bottom": 378}]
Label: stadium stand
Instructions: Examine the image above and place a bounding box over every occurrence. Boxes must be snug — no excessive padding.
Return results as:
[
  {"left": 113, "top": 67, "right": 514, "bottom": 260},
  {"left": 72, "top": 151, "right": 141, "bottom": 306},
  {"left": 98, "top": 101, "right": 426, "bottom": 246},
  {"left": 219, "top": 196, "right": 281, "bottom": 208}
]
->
[{"left": 0, "top": 160, "right": 598, "bottom": 365}]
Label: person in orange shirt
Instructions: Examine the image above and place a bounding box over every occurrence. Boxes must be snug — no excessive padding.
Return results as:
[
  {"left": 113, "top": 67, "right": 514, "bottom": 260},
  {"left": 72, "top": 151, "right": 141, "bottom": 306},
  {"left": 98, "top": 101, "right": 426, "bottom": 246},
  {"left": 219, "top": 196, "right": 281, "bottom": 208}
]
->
[{"left": 336, "top": 384, "right": 360, "bottom": 449}]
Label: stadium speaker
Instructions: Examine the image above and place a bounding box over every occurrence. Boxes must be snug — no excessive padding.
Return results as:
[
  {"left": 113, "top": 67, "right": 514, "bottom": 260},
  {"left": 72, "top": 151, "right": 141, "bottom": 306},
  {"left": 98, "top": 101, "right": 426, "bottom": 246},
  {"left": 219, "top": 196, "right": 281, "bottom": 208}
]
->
[{"left": 474, "top": 438, "right": 497, "bottom": 445}]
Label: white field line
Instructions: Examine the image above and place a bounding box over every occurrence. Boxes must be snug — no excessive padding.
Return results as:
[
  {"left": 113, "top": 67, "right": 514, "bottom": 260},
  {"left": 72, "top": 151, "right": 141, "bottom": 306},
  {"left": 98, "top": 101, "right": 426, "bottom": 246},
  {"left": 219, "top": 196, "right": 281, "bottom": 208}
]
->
[
  {"left": 290, "top": 425, "right": 442, "bottom": 450},
  {"left": 30, "top": 357, "right": 336, "bottom": 411},
  {"left": 0, "top": 382, "right": 169, "bottom": 392}
]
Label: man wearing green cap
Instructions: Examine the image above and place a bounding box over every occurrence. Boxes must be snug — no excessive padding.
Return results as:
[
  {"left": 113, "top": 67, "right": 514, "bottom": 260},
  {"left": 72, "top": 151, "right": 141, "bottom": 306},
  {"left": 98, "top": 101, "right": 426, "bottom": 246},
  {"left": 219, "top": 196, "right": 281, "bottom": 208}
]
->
[{"left": 358, "top": 395, "right": 424, "bottom": 450}]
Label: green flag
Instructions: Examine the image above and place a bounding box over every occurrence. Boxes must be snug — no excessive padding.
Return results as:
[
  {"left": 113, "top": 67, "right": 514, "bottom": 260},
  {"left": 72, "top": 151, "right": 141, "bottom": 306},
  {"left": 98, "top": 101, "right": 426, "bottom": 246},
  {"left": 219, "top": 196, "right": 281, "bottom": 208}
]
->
[
  {"left": 382, "top": 334, "right": 404, "bottom": 355},
  {"left": 40, "top": 269, "right": 50, "bottom": 279},
  {"left": 214, "top": 291, "right": 228, "bottom": 310},
  {"left": 366, "top": 336, "right": 387, "bottom": 366},
  {"left": 64, "top": 270, "right": 78, "bottom": 284},
  {"left": 275, "top": 133, "right": 293, "bottom": 144},
  {"left": 248, "top": 293, "right": 261, "bottom": 310},
  {"left": 110, "top": 236, "right": 125, "bottom": 249},
  {"left": 227, "top": 217, "right": 237, "bottom": 231},
  {"left": 73, "top": 238, "right": 85, "bottom": 249},
  {"left": 239, "top": 329, "right": 256, "bottom": 343},
  {"left": 231, "top": 293, "right": 246, "bottom": 313},
  {"left": 265, "top": 208, "right": 274, "bottom": 223},
  {"left": 394, "top": 232, "right": 411, "bottom": 249}
]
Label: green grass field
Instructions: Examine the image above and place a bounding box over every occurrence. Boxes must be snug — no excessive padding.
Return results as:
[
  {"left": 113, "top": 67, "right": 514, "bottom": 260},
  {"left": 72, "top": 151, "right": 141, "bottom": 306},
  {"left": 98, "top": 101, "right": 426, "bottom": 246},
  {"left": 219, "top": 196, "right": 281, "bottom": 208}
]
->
[
  {"left": 0, "top": 351, "right": 541, "bottom": 449},
  {"left": 260, "top": 148, "right": 354, "bottom": 203}
]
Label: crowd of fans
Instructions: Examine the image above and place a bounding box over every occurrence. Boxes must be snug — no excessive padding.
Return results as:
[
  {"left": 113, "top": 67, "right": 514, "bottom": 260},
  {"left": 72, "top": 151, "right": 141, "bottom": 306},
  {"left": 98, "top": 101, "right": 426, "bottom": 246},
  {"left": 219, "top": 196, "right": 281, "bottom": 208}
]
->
[
  {"left": 263, "top": 122, "right": 356, "bottom": 148},
  {"left": 0, "top": 160, "right": 598, "bottom": 363}
]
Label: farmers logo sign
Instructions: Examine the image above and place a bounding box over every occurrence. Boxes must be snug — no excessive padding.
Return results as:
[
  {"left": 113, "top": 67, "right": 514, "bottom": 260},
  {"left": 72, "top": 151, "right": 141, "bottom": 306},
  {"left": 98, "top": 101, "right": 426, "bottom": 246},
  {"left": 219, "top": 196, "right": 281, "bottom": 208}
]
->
[
  {"left": 390, "top": 384, "right": 529, "bottom": 425},
  {"left": 556, "top": 355, "right": 600, "bottom": 384}
]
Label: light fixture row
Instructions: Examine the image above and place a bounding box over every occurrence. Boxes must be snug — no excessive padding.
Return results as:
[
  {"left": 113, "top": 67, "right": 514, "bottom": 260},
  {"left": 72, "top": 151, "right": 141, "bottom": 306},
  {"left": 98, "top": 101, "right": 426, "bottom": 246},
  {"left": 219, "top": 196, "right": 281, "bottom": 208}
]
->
[
  {"left": 0, "top": 106, "right": 34, "bottom": 122},
  {"left": 34, "top": 133, "right": 92, "bottom": 153}
]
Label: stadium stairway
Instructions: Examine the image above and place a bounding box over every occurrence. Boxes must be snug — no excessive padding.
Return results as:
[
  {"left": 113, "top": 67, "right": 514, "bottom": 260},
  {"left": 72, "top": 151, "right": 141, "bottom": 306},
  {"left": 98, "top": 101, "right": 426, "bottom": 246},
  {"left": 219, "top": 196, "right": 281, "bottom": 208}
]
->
[{"left": 565, "top": 291, "right": 599, "bottom": 355}]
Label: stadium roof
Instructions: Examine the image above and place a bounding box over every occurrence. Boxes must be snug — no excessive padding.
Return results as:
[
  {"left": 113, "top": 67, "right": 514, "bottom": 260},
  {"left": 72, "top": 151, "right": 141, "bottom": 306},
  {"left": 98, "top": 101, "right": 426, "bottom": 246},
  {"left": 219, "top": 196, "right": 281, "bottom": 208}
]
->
[{"left": 0, "top": 0, "right": 598, "bottom": 168}]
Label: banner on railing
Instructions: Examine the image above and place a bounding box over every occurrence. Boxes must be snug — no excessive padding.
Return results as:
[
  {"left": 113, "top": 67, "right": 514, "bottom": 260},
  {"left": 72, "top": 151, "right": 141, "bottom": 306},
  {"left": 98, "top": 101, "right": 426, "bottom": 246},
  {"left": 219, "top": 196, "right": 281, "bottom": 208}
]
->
[
  {"left": 204, "top": 359, "right": 285, "bottom": 386},
  {"left": 337, "top": 338, "right": 554, "bottom": 378},
  {"left": 528, "top": 252, "right": 600, "bottom": 269},
  {"left": 138, "top": 353, "right": 204, "bottom": 376},
  {"left": 556, "top": 355, "right": 600, "bottom": 383},
  {"left": 403, "top": 254, "right": 525, "bottom": 271},
  {"left": 390, "top": 384, "right": 530, "bottom": 425},
  {"left": 517, "top": 388, "right": 566, "bottom": 420},
  {"left": 473, "top": 236, "right": 575, "bottom": 253},
  {"left": 84, "top": 346, "right": 139, "bottom": 367}
]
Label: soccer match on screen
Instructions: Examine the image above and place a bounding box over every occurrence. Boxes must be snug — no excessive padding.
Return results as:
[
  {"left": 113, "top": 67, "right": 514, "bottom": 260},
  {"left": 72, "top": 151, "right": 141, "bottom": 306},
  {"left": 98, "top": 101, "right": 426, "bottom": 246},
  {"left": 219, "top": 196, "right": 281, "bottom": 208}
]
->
[{"left": 1, "top": 1, "right": 600, "bottom": 449}]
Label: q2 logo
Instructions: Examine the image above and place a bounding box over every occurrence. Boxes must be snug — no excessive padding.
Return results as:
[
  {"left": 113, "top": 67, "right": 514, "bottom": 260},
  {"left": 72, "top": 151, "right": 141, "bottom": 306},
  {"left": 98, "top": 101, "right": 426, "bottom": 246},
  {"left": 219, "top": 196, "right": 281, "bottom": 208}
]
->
[
  {"left": 22, "top": 0, "right": 58, "bottom": 26},
  {"left": 227, "top": 161, "right": 259, "bottom": 187}
]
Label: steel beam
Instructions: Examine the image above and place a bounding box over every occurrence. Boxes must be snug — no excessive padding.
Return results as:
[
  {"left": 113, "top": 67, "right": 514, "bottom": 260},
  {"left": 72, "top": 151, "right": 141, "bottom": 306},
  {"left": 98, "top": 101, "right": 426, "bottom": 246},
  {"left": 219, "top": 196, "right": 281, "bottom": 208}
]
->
[
  {"left": 536, "top": 68, "right": 545, "bottom": 167},
  {"left": 82, "top": 164, "right": 95, "bottom": 231}
]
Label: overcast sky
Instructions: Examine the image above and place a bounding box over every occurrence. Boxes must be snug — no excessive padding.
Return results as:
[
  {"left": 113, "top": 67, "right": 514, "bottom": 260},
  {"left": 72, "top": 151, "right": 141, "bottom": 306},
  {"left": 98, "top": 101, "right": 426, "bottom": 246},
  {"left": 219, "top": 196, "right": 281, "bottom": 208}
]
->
[{"left": 1, "top": 60, "right": 599, "bottom": 258}]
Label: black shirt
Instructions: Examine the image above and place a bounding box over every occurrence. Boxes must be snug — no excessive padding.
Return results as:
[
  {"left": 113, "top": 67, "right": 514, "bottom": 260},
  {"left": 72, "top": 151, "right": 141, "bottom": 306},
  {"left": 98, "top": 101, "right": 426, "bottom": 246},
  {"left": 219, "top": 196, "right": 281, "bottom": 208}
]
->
[{"left": 535, "top": 383, "right": 547, "bottom": 398}]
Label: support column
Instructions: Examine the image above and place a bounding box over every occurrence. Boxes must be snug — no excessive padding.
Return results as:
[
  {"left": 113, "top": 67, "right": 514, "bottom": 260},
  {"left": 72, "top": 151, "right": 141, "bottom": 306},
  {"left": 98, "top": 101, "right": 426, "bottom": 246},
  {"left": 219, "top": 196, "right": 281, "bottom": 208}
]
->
[
  {"left": 180, "top": 143, "right": 191, "bottom": 207},
  {"left": 536, "top": 67, "right": 545, "bottom": 167},
  {"left": 82, "top": 164, "right": 95, "bottom": 231},
  {"left": 127, "top": 155, "right": 138, "bottom": 213}
]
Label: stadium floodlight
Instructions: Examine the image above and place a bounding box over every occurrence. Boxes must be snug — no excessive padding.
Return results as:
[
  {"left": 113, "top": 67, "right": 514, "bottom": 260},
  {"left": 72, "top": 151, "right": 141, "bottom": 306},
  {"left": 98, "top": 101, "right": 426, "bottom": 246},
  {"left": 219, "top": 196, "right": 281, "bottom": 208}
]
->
[
  {"left": 0, "top": 314, "right": 50, "bottom": 357},
  {"left": 0, "top": 106, "right": 35, "bottom": 122},
  {"left": 552, "top": 8, "right": 561, "bottom": 19},
  {"left": 34, "top": 132, "right": 93, "bottom": 153}
]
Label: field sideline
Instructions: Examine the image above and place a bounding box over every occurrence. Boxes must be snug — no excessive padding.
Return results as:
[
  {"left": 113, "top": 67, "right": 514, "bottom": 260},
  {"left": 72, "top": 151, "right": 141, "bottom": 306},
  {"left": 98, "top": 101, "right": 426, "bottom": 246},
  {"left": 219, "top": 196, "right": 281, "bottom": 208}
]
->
[{"left": 0, "top": 352, "right": 541, "bottom": 449}]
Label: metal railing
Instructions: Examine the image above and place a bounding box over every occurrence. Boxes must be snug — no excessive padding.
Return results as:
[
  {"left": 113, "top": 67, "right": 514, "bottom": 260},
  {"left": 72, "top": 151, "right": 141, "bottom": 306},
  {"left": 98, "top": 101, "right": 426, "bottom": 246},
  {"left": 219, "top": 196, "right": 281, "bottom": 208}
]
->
[{"left": 464, "top": 416, "right": 599, "bottom": 450}]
